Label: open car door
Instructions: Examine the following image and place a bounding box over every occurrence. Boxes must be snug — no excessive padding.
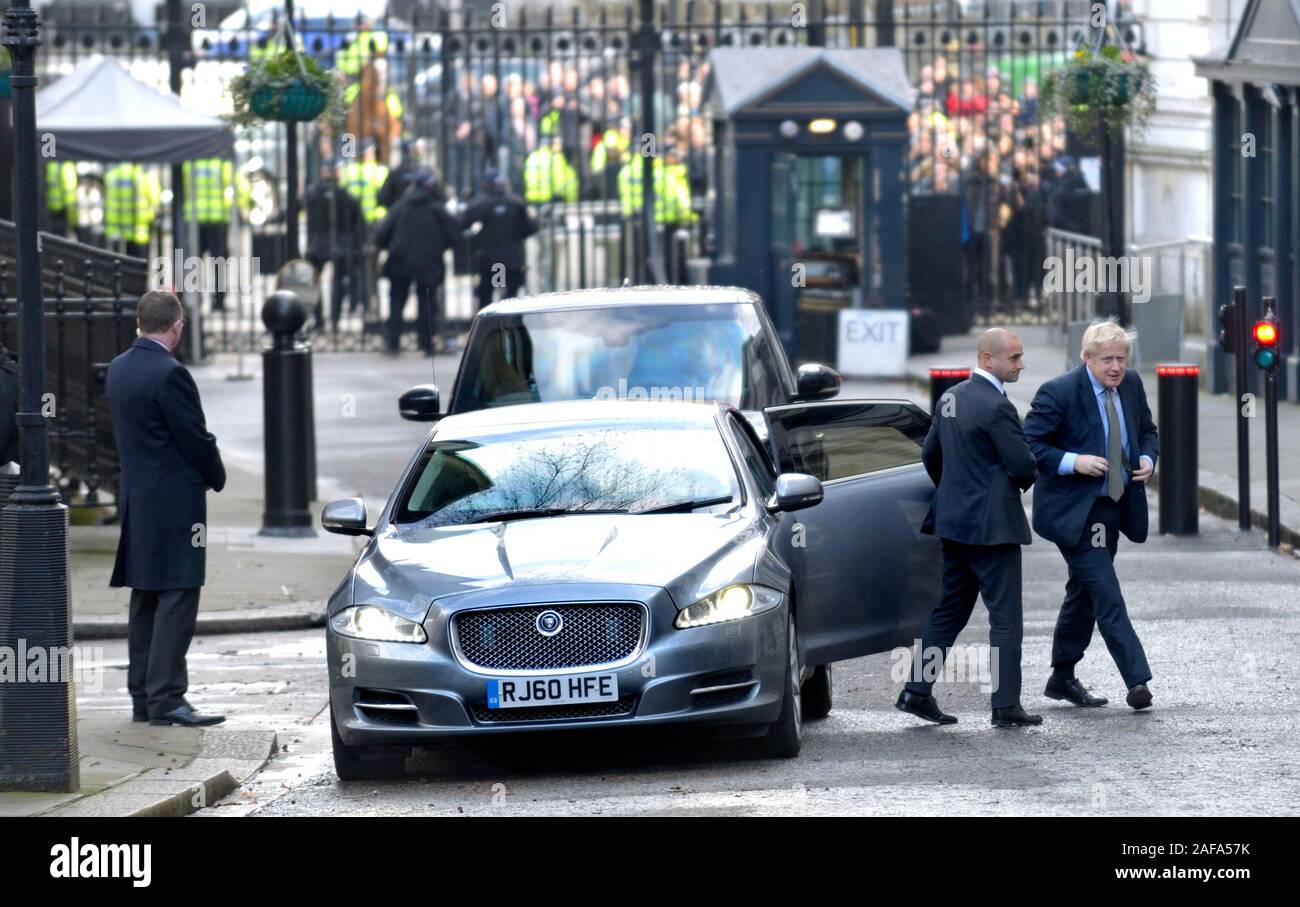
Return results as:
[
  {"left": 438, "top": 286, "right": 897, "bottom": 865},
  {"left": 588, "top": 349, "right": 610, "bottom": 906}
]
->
[{"left": 766, "top": 400, "right": 941, "bottom": 666}]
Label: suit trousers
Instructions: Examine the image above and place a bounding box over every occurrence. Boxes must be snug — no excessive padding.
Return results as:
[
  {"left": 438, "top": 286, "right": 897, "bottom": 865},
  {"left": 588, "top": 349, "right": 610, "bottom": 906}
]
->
[
  {"left": 1051, "top": 493, "right": 1153, "bottom": 689},
  {"left": 905, "top": 539, "right": 1023, "bottom": 709},
  {"left": 128, "top": 587, "right": 202, "bottom": 717}
]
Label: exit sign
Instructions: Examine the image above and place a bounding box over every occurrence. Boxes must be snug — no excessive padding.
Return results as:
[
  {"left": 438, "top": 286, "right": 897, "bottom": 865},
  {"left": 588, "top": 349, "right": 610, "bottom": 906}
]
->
[{"left": 837, "top": 309, "right": 909, "bottom": 377}]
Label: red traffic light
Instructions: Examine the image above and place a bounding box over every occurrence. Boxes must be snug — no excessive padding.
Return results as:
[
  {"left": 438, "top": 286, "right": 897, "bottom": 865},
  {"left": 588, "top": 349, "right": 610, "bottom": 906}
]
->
[{"left": 1253, "top": 320, "right": 1279, "bottom": 346}]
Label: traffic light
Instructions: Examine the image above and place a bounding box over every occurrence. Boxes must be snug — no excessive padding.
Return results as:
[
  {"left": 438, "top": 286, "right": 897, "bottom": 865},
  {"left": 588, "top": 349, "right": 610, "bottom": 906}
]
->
[
  {"left": 1253, "top": 304, "right": 1280, "bottom": 370},
  {"left": 1218, "top": 300, "right": 1238, "bottom": 352}
]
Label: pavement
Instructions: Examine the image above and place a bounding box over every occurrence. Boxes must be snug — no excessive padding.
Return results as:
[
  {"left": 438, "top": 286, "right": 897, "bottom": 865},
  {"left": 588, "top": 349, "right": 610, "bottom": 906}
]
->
[
  {"left": 12, "top": 324, "right": 1298, "bottom": 817},
  {"left": 1, "top": 630, "right": 322, "bottom": 817}
]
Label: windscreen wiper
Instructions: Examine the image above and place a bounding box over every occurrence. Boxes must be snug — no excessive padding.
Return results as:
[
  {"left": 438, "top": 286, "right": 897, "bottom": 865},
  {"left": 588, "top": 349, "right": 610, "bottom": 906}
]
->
[
  {"left": 639, "top": 495, "right": 736, "bottom": 514},
  {"left": 466, "top": 507, "right": 629, "bottom": 524}
]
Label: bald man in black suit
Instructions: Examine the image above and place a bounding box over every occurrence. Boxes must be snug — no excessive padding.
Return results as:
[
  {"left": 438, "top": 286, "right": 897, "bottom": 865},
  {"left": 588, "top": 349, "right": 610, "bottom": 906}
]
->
[{"left": 897, "top": 328, "right": 1042, "bottom": 727}]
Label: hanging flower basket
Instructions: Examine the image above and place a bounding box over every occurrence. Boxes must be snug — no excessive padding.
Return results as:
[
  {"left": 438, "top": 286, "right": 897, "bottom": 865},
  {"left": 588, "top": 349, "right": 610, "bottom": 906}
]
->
[
  {"left": 249, "top": 78, "right": 329, "bottom": 122},
  {"left": 227, "top": 25, "right": 344, "bottom": 129},
  {"left": 1042, "top": 44, "right": 1156, "bottom": 135}
]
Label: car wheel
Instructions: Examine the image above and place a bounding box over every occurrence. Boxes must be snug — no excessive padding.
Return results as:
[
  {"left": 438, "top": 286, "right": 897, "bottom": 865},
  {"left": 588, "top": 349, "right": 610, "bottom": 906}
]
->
[
  {"left": 330, "top": 706, "right": 408, "bottom": 782},
  {"left": 763, "top": 611, "right": 802, "bottom": 759},
  {"left": 801, "top": 663, "right": 833, "bottom": 720}
]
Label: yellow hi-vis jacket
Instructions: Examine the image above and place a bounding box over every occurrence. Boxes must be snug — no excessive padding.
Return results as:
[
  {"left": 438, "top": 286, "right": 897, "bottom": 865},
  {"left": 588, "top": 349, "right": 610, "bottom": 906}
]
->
[
  {"left": 617, "top": 156, "right": 696, "bottom": 224},
  {"left": 103, "top": 163, "right": 160, "bottom": 246},
  {"left": 341, "top": 159, "right": 390, "bottom": 222},
  {"left": 182, "top": 158, "right": 251, "bottom": 224},
  {"left": 523, "top": 146, "right": 578, "bottom": 204}
]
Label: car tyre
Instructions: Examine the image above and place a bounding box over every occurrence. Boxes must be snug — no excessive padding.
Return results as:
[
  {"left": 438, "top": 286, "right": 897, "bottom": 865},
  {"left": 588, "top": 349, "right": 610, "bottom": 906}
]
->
[
  {"left": 331, "top": 706, "right": 408, "bottom": 782},
  {"left": 763, "top": 611, "right": 802, "bottom": 759},
  {"left": 801, "top": 663, "right": 833, "bottom": 720}
]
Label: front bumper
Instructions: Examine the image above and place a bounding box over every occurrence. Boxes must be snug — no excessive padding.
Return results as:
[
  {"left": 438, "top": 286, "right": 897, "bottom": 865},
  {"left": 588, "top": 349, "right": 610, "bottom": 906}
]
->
[{"left": 328, "top": 586, "right": 787, "bottom": 747}]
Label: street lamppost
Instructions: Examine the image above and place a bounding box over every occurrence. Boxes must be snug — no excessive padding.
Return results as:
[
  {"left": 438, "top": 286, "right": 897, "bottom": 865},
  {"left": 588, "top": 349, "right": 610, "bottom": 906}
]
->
[{"left": 0, "top": 0, "right": 79, "bottom": 793}]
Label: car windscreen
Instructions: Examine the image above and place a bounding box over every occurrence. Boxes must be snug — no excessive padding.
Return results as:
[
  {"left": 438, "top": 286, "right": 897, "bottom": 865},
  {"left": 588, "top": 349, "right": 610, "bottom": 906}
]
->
[
  {"left": 392, "top": 421, "right": 741, "bottom": 527},
  {"left": 453, "top": 303, "right": 782, "bottom": 412}
]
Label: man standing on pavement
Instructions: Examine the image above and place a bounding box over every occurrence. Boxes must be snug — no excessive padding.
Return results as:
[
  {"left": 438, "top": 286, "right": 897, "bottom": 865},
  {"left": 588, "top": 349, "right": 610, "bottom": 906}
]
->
[
  {"left": 460, "top": 167, "right": 538, "bottom": 309},
  {"left": 897, "top": 328, "right": 1042, "bottom": 727},
  {"left": 107, "top": 291, "right": 227, "bottom": 727},
  {"left": 1023, "top": 319, "right": 1159, "bottom": 711}
]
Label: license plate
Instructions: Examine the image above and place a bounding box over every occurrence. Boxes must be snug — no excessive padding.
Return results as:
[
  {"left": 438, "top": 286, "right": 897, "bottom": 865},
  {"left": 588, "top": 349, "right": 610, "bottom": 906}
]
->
[{"left": 486, "top": 673, "right": 619, "bottom": 709}]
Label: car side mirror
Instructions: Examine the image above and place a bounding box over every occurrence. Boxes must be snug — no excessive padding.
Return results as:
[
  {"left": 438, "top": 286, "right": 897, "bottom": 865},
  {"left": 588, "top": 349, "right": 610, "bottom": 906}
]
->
[
  {"left": 795, "top": 363, "right": 842, "bottom": 401},
  {"left": 322, "top": 497, "right": 371, "bottom": 536},
  {"left": 399, "top": 384, "right": 441, "bottom": 421},
  {"left": 767, "top": 473, "right": 823, "bottom": 513}
]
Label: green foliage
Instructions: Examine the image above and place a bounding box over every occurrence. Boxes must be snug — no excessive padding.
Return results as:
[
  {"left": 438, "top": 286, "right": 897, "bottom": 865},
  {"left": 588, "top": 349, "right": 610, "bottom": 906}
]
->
[
  {"left": 227, "top": 47, "right": 345, "bottom": 129},
  {"left": 1041, "top": 44, "right": 1157, "bottom": 136}
]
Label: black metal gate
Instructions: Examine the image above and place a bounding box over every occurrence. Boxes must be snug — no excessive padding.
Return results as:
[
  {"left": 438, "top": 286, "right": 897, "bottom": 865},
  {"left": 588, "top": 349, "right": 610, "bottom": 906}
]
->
[{"left": 1, "top": 0, "right": 1126, "bottom": 350}]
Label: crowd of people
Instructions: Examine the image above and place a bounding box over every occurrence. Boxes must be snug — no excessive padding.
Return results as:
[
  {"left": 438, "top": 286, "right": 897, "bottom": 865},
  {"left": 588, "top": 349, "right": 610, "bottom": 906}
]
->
[{"left": 906, "top": 52, "right": 1095, "bottom": 319}]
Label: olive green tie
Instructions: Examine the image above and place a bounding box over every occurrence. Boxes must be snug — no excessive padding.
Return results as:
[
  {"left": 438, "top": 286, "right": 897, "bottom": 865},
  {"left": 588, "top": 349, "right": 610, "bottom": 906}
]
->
[{"left": 1104, "top": 388, "right": 1124, "bottom": 502}]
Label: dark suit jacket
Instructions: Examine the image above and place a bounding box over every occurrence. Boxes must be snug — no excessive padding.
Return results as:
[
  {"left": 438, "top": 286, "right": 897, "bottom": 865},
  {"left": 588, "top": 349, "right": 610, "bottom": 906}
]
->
[
  {"left": 107, "top": 338, "right": 226, "bottom": 590},
  {"left": 1023, "top": 364, "right": 1159, "bottom": 547},
  {"left": 921, "top": 373, "right": 1037, "bottom": 546},
  {"left": 459, "top": 190, "right": 538, "bottom": 270}
]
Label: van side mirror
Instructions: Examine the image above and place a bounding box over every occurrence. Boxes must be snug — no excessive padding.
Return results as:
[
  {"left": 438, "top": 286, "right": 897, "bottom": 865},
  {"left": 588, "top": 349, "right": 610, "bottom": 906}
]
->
[
  {"left": 766, "top": 473, "right": 824, "bottom": 513},
  {"left": 399, "top": 384, "right": 442, "bottom": 421}
]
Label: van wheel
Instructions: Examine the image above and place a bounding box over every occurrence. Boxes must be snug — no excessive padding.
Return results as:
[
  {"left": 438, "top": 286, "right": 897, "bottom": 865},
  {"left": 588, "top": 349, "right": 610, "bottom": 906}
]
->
[
  {"left": 331, "top": 707, "right": 408, "bottom": 781},
  {"left": 762, "top": 612, "right": 802, "bottom": 758},
  {"left": 801, "top": 663, "right": 833, "bottom": 720}
]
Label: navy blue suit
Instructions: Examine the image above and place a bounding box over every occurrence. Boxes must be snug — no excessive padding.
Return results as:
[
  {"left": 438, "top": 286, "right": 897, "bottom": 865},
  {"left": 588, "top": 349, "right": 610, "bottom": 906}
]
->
[
  {"left": 1023, "top": 365, "right": 1158, "bottom": 689},
  {"left": 907, "top": 373, "right": 1037, "bottom": 709},
  {"left": 107, "top": 337, "right": 225, "bottom": 717}
]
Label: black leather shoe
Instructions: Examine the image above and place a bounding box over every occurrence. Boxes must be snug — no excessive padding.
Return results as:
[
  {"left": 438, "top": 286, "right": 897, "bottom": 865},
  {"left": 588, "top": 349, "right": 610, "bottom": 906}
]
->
[
  {"left": 992, "top": 704, "right": 1043, "bottom": 727},
  {"left": 1044, "top": 674, "right": 1109, "bottom": 707},
  {"left": 149, "top": 705, "right": 225, "bottom": 727},
  {"left": 1126, "top": 683, "right": 1153, "bottom": 710},
  {"left": 132, "top": 711, "right": 149, "bottom": 722},
  {"left": 895, "top": 689, "right": 957, "bottom": 724}
]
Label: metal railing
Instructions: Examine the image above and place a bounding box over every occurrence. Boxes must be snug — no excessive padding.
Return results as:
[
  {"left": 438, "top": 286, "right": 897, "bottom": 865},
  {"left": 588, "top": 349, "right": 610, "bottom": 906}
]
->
[
  {"left": 1043, "top": 224, "right": 1101, "bottom": 338},
  {"left": 1128, "top": 234, "right": 1213, "bottom": 336},
  {"left": 0, "top": 228, "right": 147, "bottom": 511}
]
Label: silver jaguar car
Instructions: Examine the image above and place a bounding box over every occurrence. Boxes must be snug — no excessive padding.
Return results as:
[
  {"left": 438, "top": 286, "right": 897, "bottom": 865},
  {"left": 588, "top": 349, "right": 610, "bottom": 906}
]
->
[{"left": 322, "top": 398, "right": 939, "bottom": 780}]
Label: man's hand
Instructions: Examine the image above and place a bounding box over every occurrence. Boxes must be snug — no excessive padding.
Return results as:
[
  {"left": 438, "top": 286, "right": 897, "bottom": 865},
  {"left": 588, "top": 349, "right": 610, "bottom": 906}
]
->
[
  {"left": 1133, "top": 457, "right": 1154, "bottom": 483},
  {"left": 1074, "top": 454, "right": 1109, "bottom": 477}
]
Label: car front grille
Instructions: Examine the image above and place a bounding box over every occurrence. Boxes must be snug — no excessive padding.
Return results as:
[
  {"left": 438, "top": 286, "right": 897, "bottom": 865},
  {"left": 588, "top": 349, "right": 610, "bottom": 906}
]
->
[
  {"left": 469, "top": 696, "right": 638, "bottom": 723},
  {"left": 451, "top": 603, "right": 644, "bottom": 672}
]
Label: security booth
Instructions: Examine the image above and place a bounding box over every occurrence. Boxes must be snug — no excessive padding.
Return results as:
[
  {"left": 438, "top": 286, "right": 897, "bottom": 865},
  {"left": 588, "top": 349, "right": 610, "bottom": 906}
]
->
[
  {"left": 702, "top": 47, "right": 912, "bottom": 371},
  {"left": 1194, "top": 0, "right": 1300, "bottom": 401}
]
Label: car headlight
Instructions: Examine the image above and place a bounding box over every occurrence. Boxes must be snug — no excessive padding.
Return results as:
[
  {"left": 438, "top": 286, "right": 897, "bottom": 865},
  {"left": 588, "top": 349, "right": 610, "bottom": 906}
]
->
[
  {"left": 330, "top": 605, "right": 428, "bottom": 643},
  {"left": 674, "top": 584, "right": 784, "bottom": 629}
]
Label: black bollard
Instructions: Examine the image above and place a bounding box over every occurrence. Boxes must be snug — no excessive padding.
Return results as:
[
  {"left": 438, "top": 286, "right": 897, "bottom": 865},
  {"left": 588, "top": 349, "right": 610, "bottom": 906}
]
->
[
  {"left": 260, "top": 291, "right": 316, "bottom": 537},
  {"left": 1157, "top": 364, "right": 1199, "bottom": 536},
  {"left": 929, "top": 367, "right": 971, "bottom": 415}
]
